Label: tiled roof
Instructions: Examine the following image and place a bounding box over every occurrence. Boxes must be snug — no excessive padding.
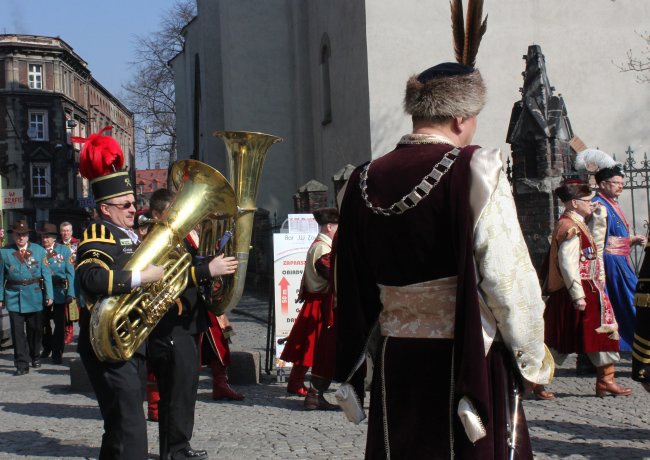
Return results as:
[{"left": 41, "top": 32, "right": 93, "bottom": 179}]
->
[{"left": 135, "top": 168, "right": 168, "bottom": 193}]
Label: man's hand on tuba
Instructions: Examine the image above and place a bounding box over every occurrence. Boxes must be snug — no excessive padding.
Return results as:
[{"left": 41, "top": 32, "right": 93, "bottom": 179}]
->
[
  {"left": 209, "top": 254, "right": 238, "bottom": 278},
  {"left": 140, "top": 264, "right": 164, "bottom": 284}
]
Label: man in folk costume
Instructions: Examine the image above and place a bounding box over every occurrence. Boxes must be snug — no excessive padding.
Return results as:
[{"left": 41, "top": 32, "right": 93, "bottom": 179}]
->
[
  {"left": 73, "top": 126, "right": 164, "bottom": 459},
  {"left": 280, "top": 208, "right": 338, "bottom": 400},
  {"left": 39, "top": 223, "right": 75, "bottom": 365},
  {"left": 539, "top": 181, "right": 631, "bottom": 399},
  {"left": 59, "top": 221, "right": 80, "bottom": 345},
  {"left": 334, "top": 2, "right": 553, "bottom": 458},
  {"left": 577, "top": 149, "right": 647, "bottom": 352},
  {"left": 0, "top": 220, "right": 54, "bottom": 375},
  {"left": 146, "top": 188, "right": 238, "bottom": 460},
  {"left": 201, "top": 310, "right": 245, "bottom": 401}
]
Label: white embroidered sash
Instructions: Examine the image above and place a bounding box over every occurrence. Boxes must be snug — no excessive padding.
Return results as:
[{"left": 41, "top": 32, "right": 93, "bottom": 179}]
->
[{"left": 378, "top": 276, "right": 457, "bottom": 339}]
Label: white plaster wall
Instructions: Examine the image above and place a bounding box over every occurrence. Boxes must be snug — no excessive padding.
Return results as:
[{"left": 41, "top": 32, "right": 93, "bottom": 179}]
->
[{"left": 365, "top": 0, "right": 650, "bottom": 160}]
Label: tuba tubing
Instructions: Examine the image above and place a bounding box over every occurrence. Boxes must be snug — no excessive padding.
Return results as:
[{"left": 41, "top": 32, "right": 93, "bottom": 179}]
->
[
  {"left": 208, "top": 131, "right": 282, "bottom": 315},
  {"left": 90, "top": 160, "right": 237, "bottom": 362}
]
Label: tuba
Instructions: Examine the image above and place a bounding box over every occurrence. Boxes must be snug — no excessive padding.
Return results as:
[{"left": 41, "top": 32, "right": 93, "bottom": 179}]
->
[
  {"left": 203, "top": 131, "right": 282, "bottom": 315},
  {"left": 90, "top": 160, "right": 237, "bottom": 362}
]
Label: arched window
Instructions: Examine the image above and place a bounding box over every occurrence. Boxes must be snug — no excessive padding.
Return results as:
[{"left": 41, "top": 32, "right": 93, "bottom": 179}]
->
[{"left": 320, "top": 34, "right": 332, "bottom": 125}]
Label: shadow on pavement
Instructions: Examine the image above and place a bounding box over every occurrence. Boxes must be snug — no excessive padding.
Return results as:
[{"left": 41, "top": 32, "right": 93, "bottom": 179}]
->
[
  {"left": 0, "top": 430, "right": 97, "bottom": 458},
  {"left": 531, "top": 435, "right": 649, "bottom": 459},
  {"left": 0, "top": 401, "right": 101, "bottom": 420}
]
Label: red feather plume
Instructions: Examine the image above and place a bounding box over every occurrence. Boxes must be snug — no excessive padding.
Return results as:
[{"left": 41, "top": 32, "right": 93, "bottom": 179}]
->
[{"left": 71, "top": 126, "right": 125, "bottom": 181}]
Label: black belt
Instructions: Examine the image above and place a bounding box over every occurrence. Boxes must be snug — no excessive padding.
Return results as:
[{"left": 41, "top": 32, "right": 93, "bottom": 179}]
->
[
  {"left": 6, "top": 278, "right": 40, "bottom": 287},
  {"left": 53, "top": 277, "right": 68, "bottom": 288}
]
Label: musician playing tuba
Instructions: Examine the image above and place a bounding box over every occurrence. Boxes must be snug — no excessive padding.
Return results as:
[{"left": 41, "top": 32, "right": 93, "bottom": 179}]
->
[
  {"left": 74, "top": 127, "right": 165, "bottom": 460},
  {"left": 146, "top": 188, "right": 238, "bottom": 460}
]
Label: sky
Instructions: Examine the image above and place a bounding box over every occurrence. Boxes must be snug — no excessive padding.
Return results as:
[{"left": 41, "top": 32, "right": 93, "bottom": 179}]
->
[{"left": 0, "top": 0, "right": 181, "bottom": 99}]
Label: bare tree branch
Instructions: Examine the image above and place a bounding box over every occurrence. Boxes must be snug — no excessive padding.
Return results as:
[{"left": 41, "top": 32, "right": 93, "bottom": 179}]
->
[
  {"left": 615, "top": 30, "right": 650, "bottom": 83},
  {"left": 122, "top": 0, "right": 196, "bottom": 167}
]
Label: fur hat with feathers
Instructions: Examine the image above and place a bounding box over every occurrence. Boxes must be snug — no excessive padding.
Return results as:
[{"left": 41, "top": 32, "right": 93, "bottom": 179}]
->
[{"left": 404, "top": 69, "right": 486, "bottom": 120}]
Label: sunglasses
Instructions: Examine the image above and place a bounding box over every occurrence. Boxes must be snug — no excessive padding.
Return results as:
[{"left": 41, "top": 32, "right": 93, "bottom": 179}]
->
[{"left": 103, "top": 201, "right": 136, "bottom": 210}]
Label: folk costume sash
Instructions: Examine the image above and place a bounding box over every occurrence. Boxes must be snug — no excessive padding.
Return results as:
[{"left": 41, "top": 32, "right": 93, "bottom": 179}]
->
[{"left": 562, "top": 213, "right": 619, "bottom": 337}]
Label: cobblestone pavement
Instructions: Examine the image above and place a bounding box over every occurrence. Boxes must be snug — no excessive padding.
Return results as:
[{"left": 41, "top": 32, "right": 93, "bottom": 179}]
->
[{"left": 0, "top": 291, "right": 649, "bottom": 459}]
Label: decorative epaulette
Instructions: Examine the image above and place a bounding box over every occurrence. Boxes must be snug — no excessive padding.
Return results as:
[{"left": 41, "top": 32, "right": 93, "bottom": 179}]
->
[{"left": 78, "top": 223, "right": 117, "bottom": 247}]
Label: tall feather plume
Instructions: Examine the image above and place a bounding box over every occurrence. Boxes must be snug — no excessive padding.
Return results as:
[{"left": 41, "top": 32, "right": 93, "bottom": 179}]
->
[
  {"left": 72, "top": 126, "right": 125, "bottom": 181},
  {"left": 451, "top": 0, "right": 488, "bottom": 66},
  {"left": 450, "top": 0, "right": 465, "bottom": 64}
]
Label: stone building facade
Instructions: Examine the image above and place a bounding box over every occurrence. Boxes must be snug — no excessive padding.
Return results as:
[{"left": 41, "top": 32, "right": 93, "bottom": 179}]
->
[{"left": 0, "top": 34, "right": 134, "bottom": 234}]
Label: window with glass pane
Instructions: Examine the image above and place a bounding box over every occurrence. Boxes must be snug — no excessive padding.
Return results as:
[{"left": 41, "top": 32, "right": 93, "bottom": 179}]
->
[
  {"left": 28, "top": 64, "right": 43, "bottom": 89},
  {"left": 29, "top": 112, "right": 45, "bottom": 140},
  {"left": 31, "top": 163, "right": 50, "bottom": 197}
]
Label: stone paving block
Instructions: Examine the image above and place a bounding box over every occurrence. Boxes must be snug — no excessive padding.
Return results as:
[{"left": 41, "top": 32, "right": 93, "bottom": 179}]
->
[{"left": 228, "top": 350, "right": 260, "bottom": 384}]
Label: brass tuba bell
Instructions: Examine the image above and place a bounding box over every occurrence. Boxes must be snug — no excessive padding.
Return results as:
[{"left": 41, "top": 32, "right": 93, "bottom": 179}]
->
[
  {"left": 203, "top": 131, "right": 282, "bottom": 315},
  {"left": 90, "top": 160, "right": 237, "bottom": 362}
]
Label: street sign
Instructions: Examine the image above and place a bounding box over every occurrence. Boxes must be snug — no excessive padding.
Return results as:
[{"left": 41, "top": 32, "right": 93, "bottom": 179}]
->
[
  {"left": 78, "top": 196, "right": 95, "bottom": 208},
  {"left": 2, "top": 189, "right": 24, "bottom": 209}
]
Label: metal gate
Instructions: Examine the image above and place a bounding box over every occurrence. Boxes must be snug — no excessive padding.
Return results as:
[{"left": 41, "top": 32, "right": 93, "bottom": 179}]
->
[{"left": 618, "top": 146, "right": 650, "bottom": 272}]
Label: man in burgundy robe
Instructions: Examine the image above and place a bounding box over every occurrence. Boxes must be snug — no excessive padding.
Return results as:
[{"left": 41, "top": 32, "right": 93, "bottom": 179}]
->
[{"left": 335, "top": 62, "right": 553, "bottom": 459}]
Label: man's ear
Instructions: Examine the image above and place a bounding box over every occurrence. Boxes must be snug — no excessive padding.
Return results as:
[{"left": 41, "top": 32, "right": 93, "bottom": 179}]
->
[{"left": 451, "top": 117, "right": 464, "bottom": 134}]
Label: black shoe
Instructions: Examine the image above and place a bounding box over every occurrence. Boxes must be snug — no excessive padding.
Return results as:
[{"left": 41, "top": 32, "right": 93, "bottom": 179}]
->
[
  {"left": 14, "top": 368, "right": 29, "bottom": 376},
  {"left": 40, "top": 349, "right": 51, "bottom": 358},
  {"left": 179, "top": 447, "right": 208, "bottom": 459},
  {"left": 31, "top": 359, "right": 41, "bottom": 368},
  {"left": 52, "top": 355, "right": 63, "bottom": 365}
]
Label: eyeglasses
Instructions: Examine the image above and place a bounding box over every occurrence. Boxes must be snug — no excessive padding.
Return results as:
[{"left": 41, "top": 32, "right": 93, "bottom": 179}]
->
[
  {"left": 103, "top": 201, "right": 136, "bottom": 210},
  {"left": 575, "top": 198, "right": 593, "bottom": 202},
  {"left": 605, "top": 180, "right": 624, "bottom": 186}
]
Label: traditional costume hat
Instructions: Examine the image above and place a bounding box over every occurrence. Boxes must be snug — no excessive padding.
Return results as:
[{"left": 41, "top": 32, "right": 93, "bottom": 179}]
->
[
  {"left": 72, "top": 126, "right": 133, "bottom": 202},
  {"left": 8, "top": 220, "right": 32, "bottom": 234},
  {"left": 404, "top": 0, "right": 487, "bottom": 120},
  {"left": 575, "top": 148, "right": 624, "bottom": 183},
  {"left": 313, "top": 207, "right": 339, "bottom": 226},
  {"left": 555, "top": 179, "right": 593, "bottom": 202},
  {"left": 38, "top": 222, "right": 58, "bottom": 236}
]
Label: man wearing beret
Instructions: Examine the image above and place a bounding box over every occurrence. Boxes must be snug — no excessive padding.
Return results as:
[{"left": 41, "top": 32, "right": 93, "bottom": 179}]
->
[
  {"left": 74, "top": 127, "right": 163, "bottom": 459},
  {"left": 335, "top": 60, "right": 553, "bottom": 458},
  {"left": 39, "top": 223, "right": 75, "bottom": 365},
  {"left": 0, "top": 220, "right": 53, "bottom": 376}
]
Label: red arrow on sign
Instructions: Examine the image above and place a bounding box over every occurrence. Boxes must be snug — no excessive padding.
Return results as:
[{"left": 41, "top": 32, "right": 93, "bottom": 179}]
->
[{"left": 278, "top": 277, "right": 290, "bottom": 315}]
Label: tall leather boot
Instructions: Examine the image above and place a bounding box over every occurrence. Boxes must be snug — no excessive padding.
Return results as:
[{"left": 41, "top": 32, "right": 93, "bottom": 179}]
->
[
  {"left": 211, "top": 359, "right": 245, "bottom": 401},
  {"left": 286, "top": 364, "right": 309, "bottom": 396},
  {"left": 146, "top": 370, "right": 160, "bottom": 422},
  {"left": 596, "top": 364, "right": 633, "bottom": 397}
]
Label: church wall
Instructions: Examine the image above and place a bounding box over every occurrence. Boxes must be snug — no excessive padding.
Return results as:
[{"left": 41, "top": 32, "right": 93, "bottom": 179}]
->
[{"left": 364, "top": 1, "right": 650, "bottom": 162}]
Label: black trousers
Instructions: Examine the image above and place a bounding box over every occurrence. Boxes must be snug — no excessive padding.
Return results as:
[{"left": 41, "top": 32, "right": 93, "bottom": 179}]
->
[
  {"left": 148, "top": 333, "right": 200, "bottom": 460},
  {"left": 9, "top": 310, "right": 43, "bottom": 370},
  {"left": 42, "top": 303, "right": 65, "bottom": 357},
  {"left": 78, "top": 313, "right": 148, "bottom": 460}
]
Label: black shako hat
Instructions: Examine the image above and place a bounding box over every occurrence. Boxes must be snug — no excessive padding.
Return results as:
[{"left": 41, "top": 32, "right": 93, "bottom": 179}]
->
[{"left": 72, "top": 126, "right": 133, "bottom": 202}]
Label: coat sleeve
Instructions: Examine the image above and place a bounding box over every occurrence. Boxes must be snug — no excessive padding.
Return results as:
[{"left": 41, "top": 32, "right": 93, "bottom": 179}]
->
[
  {"left": 39, "top": 248, "right": 53, "bottom": 301},
  {"left": 557, "top": 235, "right": 584, "bottom": 301},
  {"left": 63, "top": 246, "right": 76, "bottom": 299},
  {"left": 473, "top": 170, "right": 553, "bottom": 385},
  {"left": 76, "top": 224, "right": 133, "bottom": 299}
]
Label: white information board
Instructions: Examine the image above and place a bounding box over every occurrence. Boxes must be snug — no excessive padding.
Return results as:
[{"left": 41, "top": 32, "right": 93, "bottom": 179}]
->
[{"left": 273, "top": 232, "right": 316, "bottom": 380}]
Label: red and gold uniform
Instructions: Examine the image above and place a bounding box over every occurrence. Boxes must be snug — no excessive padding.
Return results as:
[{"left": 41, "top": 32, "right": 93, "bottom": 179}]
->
[{"left": 544, "top": 211, "right": 619, "bottom": 354}]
